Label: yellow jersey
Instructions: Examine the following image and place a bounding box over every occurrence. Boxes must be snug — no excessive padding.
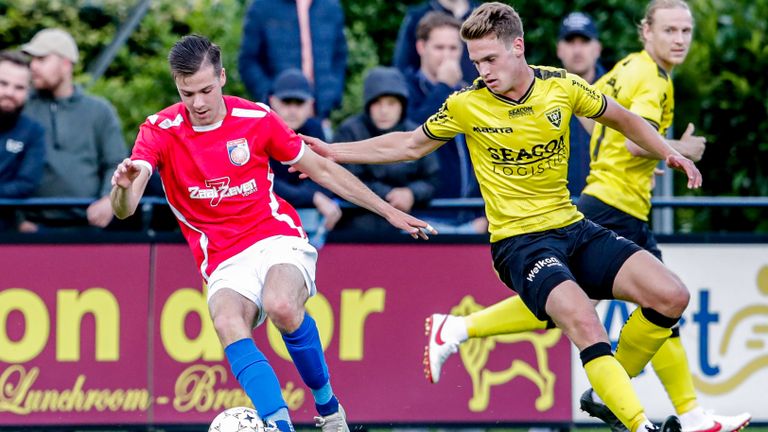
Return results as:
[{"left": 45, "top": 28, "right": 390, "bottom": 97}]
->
[
  {"left": 423, "top": 66, "right": 607, "bottom": 242},
  {"left": 583, "top": 50, "right": 674, "bottom": 221}
]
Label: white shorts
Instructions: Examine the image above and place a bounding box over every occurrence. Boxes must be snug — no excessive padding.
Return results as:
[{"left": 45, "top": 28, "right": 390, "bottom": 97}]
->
[{"left": 207, "top": 235, "right": 318, "bottom": 327}]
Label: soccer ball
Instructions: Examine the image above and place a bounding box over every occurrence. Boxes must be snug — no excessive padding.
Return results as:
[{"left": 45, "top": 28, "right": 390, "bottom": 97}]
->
[{"left": 208, "top": 407, "right": 267, "bottom": 432}]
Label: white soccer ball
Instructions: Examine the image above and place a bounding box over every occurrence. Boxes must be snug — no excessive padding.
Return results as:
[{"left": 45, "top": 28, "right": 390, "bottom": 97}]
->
[{"left": 208, "top": 407, "right": 267, "bottom": 432}]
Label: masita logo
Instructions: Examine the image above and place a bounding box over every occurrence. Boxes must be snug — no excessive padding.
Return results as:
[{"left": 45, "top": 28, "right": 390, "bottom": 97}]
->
[{"left": 472, "top": 126, "right": 514, "bottom": 134}]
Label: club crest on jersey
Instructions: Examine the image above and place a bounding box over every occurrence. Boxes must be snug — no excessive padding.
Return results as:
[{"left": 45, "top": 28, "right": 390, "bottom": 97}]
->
[
  {"left": 227, "top": 138, "right": 250, "bottom": 166},
  {"left": 545, "top": 108, "right": 562, "bottom": 129}
]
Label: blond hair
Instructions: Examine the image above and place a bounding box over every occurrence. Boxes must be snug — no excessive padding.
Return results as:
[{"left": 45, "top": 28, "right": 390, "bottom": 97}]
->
[
  {"left": 638, "top": 0, "right": 692, "bottom": 42},
  {"left": 460, "top": 2, "right": 523, "bottom": 48}
]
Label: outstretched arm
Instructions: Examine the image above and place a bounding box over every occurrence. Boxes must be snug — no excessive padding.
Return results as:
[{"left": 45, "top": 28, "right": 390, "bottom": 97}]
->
[
  {"left": 625, "top": 122, "right": 706, "bottom": 162},
  {"left": 302, "top": 127, "right": 444, "bottom": 165},
  {"left": 291, "top": 147, "right": 437, "bottom": 239},
  {"left": 596, "top": 98, "right": 702, "bottom": 188},
  {"left": 110, "top": 158, "right": 151, "bottom": 219}
]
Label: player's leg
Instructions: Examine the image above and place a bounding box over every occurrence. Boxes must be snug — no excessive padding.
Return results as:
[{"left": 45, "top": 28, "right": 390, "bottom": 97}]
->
[
  {"left": 208, "top": 287, "right": 293, "bottom": 432},
  {"left": 261, "top": 237, "right": 348, "bottom": 432},
  {"left": 612, "top": 249, "right": 688, "bottom": 377},
  {"left": 424, "top": 295, "right": 548, "bottom": 383},
  {"left": 492, "top": 225, "right": 665, "bottom": 432}
]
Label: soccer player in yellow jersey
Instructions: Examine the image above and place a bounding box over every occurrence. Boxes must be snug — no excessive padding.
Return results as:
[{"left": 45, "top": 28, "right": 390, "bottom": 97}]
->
[
  {"left": 302, "top": 3, "right": 703, "bottom": 432},
  {"left": 415, "top": 1, "right": 751, "bottom": 432}
]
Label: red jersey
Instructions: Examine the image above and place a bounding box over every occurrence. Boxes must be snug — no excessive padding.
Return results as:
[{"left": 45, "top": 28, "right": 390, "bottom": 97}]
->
[{"left": 131, "top": 96, "right": 306, "bottom": 279}]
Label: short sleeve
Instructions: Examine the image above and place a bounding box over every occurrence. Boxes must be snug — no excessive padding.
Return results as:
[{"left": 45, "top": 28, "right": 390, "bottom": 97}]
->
[
  {"left": 421, "top": 96, "right": 463, "bottom": 141},
  {"left": 130, "top": 121, "right": 164, "bottom": 175},
  {"left": 627, "top": 78, "right": 668, "bottom": 131},
  {"left": 264, "top": 112, "right": 305, "bottom": 164},
  {"left": 569, "top": 74, "right": 607, "bottom": 119}
]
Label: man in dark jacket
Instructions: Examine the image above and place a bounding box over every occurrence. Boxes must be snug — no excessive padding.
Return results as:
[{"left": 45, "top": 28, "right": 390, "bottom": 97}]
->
[
  {"left": 334, "top": 66, "right": 440, "bottom": 235},
  {"left": 405, "top": 12, "right": 486, "bottom": 234},
  {"left": 268, "top": 68, "right": 342, "bottom": 245},
  {"left": 0, "top": 51, "right": 45, "bottom": 230},
  {"left": 238, "top": 0, "right": 347, "bottom": 130}
]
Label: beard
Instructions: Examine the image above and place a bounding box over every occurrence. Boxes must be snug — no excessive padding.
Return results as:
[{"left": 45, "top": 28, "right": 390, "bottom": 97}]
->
[{"left": 0, "top": 103, "right": 24, "bottom": 132}]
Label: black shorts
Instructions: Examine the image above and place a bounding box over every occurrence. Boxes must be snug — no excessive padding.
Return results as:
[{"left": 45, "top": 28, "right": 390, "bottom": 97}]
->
[
  {"left": 577, "top": 194, "right": 662, "bottom": 260},
  {"left": 490, "top": 218, "right": 641, "bottom": 321}
]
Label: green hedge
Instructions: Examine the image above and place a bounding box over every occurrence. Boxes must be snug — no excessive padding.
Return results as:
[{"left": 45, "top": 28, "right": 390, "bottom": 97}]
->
[{"left": 2, "top": 0, "right": 766, "bottom": 232}]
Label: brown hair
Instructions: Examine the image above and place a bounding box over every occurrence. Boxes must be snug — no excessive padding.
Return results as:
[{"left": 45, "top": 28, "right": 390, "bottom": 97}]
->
[
  {"left": 416, "top": 11, "right": 462, "bottom": 42},
  {"left": 638, "top": 0, "right": 692, "bottom": 42},
  {"left": 460, "top": 2, "right": 523, "bottom": 47},
  {"left": 168, "top": 34, "right": 222, "bottom": 78},
  {"left": 0, "top": 50, "right": 30, "bottom": 68}
]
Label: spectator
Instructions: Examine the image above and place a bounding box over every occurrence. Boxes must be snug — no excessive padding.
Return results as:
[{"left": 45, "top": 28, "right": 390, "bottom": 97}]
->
[
  {"left": 556, "top": 12, "right": 606, "bottom": 196},
  {"left": 0, "top": 51, "right": 45, "bottom": 231},
  {"left": 238, "top": 0, "right": 347, "bottom": 133},
  {"left": 268, "top": 68, "right": 342, "bottom": 243},
  {"left": 405, "top": 11, "right": 485, "bottom": 234},
  {"left": 20, "top": 28, "right": 127, "bottom": 232},
  {"left": 393, "top": 0, "right": 480, "bottom": 82},
  {"left": 334, "top": 66, "right": 440, "bottom": 235}
]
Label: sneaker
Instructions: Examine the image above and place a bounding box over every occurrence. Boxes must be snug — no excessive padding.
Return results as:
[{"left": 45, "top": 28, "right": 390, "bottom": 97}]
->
[
  {"left": 579, "top": 388, "right": 629, "bottom": 432},
  {"left": 705, "top": 412, "right": 751, "bottom": 432},
  {"left": 314, "top": 404, "right": 349, "bottom": 432},
  {"left": 660, "top": 415, "right": 683, "bottom": 432},
  {"left": 423, "top": 314, "right": 460, "bottom": 384}
]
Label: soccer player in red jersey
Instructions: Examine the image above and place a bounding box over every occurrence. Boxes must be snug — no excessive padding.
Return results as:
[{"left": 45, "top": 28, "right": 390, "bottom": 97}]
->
[{"left": 110, "top": 35, "right": 436, "bottom": 432}]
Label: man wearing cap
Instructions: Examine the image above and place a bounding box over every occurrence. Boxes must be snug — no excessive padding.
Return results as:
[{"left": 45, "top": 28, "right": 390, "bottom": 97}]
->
[
  {"left": 268, "top": 68, "right": 342, "bottom": 244},
  {"left": 0, "top": 51, "right": 46, "bottom": 231},
  {"left": 333, "top": 66, "right": 440, "bottom": 235},
  {"left": 556, "top": 12, "right": 605, "bottom": 197},
  {"left": 20, "top": 28, "right": 127, "bottom": 232}
]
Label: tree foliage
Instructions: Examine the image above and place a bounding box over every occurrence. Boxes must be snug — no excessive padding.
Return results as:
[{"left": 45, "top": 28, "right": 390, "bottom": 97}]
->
[{"left": 1, "top": 0, "right": 766, "bottom": 231}]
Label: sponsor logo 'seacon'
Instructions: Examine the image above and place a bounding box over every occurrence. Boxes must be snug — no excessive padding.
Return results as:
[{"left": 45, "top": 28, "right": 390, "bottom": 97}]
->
[
  {"left": 472, "top": 126, "right": 514, "bottom": 134},
  {"left": 508, "top": 106, "right": 534, "bottom": 118}
]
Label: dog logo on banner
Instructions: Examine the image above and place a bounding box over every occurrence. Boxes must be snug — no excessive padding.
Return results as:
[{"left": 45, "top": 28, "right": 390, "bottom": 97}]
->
[
  {"left": 452, "top": 295, "right": 561, "bottom": 413},
  {"left": 227, "top": 138, "right": 250, "bottom": 166}
]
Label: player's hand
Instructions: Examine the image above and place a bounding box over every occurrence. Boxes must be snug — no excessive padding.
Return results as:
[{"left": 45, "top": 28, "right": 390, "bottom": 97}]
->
[
  {"left": 300, "top": 134, "right": 334, "bottom": 160},
  {"left": 87, "top": 196, "right": 114, "bottom": 228},
  {"left": 677, "top": 123, "right": 706, "bottom": 162},
  {"left": 386, "top": 187, "right": 415, "bottom": 212},
  {"left": 386, "top": 210, "right": 438, "bottom": 240},
  {"left": 111, "top": 158, "right": 142, "bottom": 189},
  {"left": 666, "top": 154, "right": 703, "bottom": 189},
  {"left": 313, "top": 192, "right": 342, "bottom": 230}
]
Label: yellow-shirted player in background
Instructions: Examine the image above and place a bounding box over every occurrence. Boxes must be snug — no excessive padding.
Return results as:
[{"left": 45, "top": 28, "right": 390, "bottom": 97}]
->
[
  {"left": 302, "top": 3, "right": 703, "bottom": 432},
  {"left": 418, "top": 1, "right": 751, "bottom": 432}
]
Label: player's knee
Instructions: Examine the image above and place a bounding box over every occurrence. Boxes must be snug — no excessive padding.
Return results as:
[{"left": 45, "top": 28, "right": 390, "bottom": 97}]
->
[
  {"left": 263, "top": 296, "right": 302, "bottom": 331},
  {"left": 653, "top": 272, "right": 690, "bottom": 318},
  {"left": 211, "top": 312, "right": 249, "bottom": 339}
]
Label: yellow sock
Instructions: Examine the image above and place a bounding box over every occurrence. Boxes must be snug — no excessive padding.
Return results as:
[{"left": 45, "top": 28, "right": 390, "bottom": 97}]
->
[
  {"left": 466, "top": 295, "right": 548, "bottom": 338},
  {"left": 615, "top": 308, "right": 673, "bottom": 377},
  {"left": 651, "top": 333, "right": 698, "bottom": 414},
  {"left": 585, "top": 354, "right": 648, "bottom": 432}
]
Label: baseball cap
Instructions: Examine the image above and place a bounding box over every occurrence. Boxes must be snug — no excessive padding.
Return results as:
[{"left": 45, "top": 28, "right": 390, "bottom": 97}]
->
[
  {"left": 559, "top": 12, "right": 599, "bottom": 40},
  {"left": 272, "top": 69, "right": 314, "bottom": 101},
  {"left": 22, "top": 28, "right": 79, "bottom": 63}
]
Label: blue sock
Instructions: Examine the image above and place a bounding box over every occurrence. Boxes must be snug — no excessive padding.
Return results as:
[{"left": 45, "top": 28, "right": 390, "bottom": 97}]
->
[
  {"left": 265, "top": 409, "right": 294, "bottom": 432},
  {"left": 282, "top": 314, "right": 340, "bottom": 416},
  {"left": 225, "top": 338, "right": 287, "bottom": 418}
]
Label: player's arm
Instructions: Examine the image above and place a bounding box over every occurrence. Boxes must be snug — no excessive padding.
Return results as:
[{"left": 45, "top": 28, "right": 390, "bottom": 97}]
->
[
  {"left": 625, "top": 122, "right": 706, "bottom": 162},
  {"left": 291, "top": 147, "right": 437, "bottom": 239},
  {"left": 596, "top": 97, "right": 702, "bottom": 188},
  {"left": 110, "top": 158, "right": 151, "bottom": 219},
  {"left": 301, "top": 127, "right": 444, "bottom": 164}
]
